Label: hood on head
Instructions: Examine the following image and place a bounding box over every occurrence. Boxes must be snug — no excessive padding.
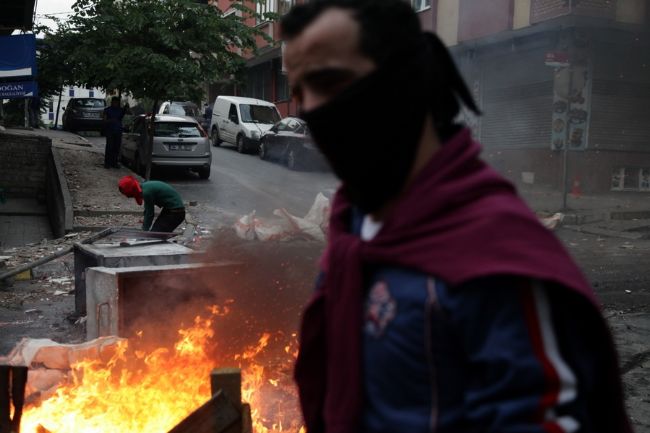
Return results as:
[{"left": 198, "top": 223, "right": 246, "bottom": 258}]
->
[{"left": 118, "top": 175, "right": 143, "bottom": 205}]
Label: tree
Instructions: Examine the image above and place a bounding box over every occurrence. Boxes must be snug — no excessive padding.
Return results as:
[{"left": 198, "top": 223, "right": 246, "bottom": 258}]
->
[
  {"left": 49, "top": 0, "right": 271, "bottom": 178},
  {"left": 60, "top": 0, "right": 266, "bottom": 101}
]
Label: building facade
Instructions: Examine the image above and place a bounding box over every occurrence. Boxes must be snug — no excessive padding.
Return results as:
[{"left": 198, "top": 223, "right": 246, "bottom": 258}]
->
[
  {"left": 217, "top": 0, "right": 650, "bottom": 194},
  {"left": 210, "top": 0, "right": 301, "bottom": 117},
  {"left": 444, "top": 0, "right": 650, "bottom": 194}
]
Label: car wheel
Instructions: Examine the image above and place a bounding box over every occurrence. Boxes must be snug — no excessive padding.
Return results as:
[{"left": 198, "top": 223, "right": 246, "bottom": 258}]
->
[
  {"left": 211, "top": 128, "right": 221, "bottom": 147},
  {"left": 198, "top": 166, "right": 211, "bottom": 180},
  {"left": 236, "top": 135, "right": 245, "bottom": 154},
  {"left": 259, "top": 141, "right": 267, "bottom": 160},
  {"left": 287, "top": 149, "right": 299, "bottom": 171}
]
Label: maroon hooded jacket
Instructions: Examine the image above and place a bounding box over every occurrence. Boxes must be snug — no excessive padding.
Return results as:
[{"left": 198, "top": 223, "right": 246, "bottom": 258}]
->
[{"left": 294, "top": 128, "right": 631, "bottom": 433}]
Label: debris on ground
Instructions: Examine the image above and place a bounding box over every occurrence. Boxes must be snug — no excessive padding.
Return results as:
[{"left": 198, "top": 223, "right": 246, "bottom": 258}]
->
[
  {"left": 73, "top": 214, "right": 140, "bottom": 228},
  {"left": 538, "top": 212, "right": 564, "bottom": 231},
  {"left": 235, "top": 193, "right": 330, "bottom": 242},
  {"left": 0, "top": 336, "right": 125, "bottom": 404},
  {"left": 0, "top": 232, "right": 91, "bottom": 270}
]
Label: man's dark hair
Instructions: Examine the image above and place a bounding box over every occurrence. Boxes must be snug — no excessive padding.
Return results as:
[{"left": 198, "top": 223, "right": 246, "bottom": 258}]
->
[
  {"left": 111, "top": 96, "right": 120, "bottom": 104},
  {"left": 281, "top": 0, "right": 479, "bottom": 136},
  {"left": 281, "top": 0, "right": 420, "bottom": 66}
]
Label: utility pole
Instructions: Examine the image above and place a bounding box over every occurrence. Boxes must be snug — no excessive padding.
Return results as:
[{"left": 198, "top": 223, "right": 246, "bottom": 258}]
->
[{"left": 561, "top": 66, "right": 573, "bottom": 211}]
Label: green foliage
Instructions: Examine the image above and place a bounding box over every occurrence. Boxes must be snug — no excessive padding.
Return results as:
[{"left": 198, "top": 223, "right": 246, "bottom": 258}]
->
[{"left": 42, "top": 0, "right": 270, "bottom": 103}]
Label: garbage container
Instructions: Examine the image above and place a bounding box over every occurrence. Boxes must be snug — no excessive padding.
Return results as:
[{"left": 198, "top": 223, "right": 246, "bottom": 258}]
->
[{"left": 74, "top": 239, "right": 195, "bottom": 314}]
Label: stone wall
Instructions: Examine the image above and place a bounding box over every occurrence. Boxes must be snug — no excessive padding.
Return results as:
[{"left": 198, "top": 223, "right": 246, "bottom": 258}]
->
[{"left": 0, "top": 132, "right": 52, "bottom": 200}]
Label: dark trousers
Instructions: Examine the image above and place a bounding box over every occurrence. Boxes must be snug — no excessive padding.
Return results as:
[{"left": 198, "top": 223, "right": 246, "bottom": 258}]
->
[
  {"left": 104, "top": 132, "right": 122, "bottom": 168},
  {"left": 151, "top": 208, "right": 185, "bottom": 233}
]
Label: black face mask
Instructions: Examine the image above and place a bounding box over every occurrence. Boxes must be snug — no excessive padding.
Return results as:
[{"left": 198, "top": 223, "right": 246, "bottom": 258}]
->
[{"left": 302, "top": 59, "right": 429, "bottom": 214}]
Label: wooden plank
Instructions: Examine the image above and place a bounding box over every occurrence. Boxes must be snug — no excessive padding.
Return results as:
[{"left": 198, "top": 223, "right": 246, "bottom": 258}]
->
[
  {"left": 211, "top": 368, "right": 241, "bottom": 409},
  {"left": 166, "top": 390, "right": 240, "bottom": 433},
  {"left": 211, "top": 369, "right": 243, "bottom": 433},
  {"left": 10, "top": 366, "right": 28, "bottom": 433},
  {"left": 0, "top": 366, "right": 10, "bottom": 433}
]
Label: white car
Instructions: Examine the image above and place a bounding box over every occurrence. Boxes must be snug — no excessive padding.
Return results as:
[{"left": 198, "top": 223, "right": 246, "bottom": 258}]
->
[{"left": 209, "top": 96, "right": 281, "bottom": 153}]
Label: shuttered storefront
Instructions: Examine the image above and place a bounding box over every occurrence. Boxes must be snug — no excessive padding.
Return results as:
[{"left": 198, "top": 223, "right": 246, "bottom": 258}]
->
[
  {"left": 480, "top": 81, "right": 554, "bottom": 148},
  {"left": 590, "top": 80, "right": 650, "bottom": 152}
]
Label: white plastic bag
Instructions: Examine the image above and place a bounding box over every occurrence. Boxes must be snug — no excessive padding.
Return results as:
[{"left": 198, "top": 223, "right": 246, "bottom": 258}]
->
[{"left": 234, "top": 210, "right": 257, "bottom": 240}]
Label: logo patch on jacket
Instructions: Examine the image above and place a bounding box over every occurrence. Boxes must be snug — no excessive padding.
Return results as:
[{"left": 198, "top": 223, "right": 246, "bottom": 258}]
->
[{"left": 365, "top": 281, "right": 396, "bottom": 337}]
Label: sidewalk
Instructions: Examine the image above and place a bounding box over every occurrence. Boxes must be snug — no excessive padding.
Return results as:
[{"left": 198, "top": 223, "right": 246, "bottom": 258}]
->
[{"left": 520, "top": 187, "right": 650, "bottom": 221}]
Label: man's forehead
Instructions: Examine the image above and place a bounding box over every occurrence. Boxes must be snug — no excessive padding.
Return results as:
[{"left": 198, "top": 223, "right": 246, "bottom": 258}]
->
[{"left": 284, "top": 8, "right": 361, "bottom": 71}]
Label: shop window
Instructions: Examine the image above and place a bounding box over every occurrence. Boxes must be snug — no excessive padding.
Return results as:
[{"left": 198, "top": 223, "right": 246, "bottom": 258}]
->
[
  {"left": 611, "top": 168, "right": 650, "bottom": 192},
  {"left": 412, "top": 0, "right": 431, "bottom": 12}
]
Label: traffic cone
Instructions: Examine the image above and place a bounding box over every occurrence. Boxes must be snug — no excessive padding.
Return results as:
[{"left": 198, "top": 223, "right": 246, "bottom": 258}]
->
[{"left": 570, "top": 177, "right": 582, "bottom": 198}]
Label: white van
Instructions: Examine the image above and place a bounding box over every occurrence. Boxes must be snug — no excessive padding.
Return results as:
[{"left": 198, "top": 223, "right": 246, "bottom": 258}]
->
[{"left": 209, "top": 96, "right": 282, "bottom": 153}]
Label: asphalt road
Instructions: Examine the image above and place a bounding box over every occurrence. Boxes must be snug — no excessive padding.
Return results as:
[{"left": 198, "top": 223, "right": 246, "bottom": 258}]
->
[{"left": 86, "top": 136, "right": 340, "bottom": 226}]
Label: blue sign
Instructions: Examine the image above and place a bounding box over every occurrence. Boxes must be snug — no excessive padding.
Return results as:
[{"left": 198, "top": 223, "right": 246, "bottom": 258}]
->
[
  {"left": 0, "top": 81, "right": 38, "bottom": 98},
  {"left": 0, "top": 34, "right": 37, "bottom": 79}
]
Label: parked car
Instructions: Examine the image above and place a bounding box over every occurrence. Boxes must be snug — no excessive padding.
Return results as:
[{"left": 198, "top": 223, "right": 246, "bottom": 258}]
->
[
  {"left": 62, "top": 98, "right": 106, "bottom": 133},
  {"left": 157, "top": 101, "right": 209, "bottom": 132},
  {"left": 120, "top": 114, "right": 212, "bottom": 179},
  {"left": 209, "top": 96, "right": 281, "bottom": 153},
  {"left": 259, "top": 117, "right": 327, "bottom": 170}
]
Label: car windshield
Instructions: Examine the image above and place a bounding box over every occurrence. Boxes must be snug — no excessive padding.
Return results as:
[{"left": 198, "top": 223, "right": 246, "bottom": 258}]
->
[
  {"left": 240, "top": 104, "right": 280, "bottom": 124},
  {"left": 169, "top": 104, "right": 199, "bottom": 117},
  {"left": 73, "top": 99, "right": 105, "bottom": 108},
  {"left": 155, "top": 122, "right": 202, "bottom": 137}
]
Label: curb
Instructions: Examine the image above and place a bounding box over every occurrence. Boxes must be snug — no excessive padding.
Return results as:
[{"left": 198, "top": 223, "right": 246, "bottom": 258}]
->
[
  {"left": 52, "top": 148, "right": 74, "bottom": 234},
  {"left": 74, "top": 209, "right": 142, "bottom": 217},
  {"left": 563, "top": 225, "right": 648, "bottom": 240}
]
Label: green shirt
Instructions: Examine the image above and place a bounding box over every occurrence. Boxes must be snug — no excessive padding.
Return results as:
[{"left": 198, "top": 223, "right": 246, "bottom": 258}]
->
[{"left": 141, "top": 181, "right": 184, "bottom": 230}]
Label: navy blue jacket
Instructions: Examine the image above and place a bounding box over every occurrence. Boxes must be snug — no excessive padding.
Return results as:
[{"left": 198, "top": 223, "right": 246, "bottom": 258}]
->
[{"left": 314, "top": 213, "right": 606, "bottom": 433}]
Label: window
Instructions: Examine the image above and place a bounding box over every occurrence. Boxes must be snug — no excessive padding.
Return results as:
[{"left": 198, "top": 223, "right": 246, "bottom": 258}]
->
[
  {"left": 240, "top": 104, "right": 281, "bottom": 124},
  {"left": 411, "top": 0, "right": 431, "bottom": 12},
  {"left": 278, "top": 0, "right": 294, "bottom": 15},
  {"left": 170, "top": 103, "right": 199, "bottom": 117},
  {"left": 285, "top": 118, "right": 301, "bottom": 132},
  {"left": 276, "top": 118, "right": 290, "bottom": 132},
  {"left": 72, "top": 98, "right": 105, "bottom": 108},
  {"left": 48, "top": 100, "right": 53, "bottom": 112},
  {"left": 256, "top": 0, "right": 276, "bottom": 24},
  {"left": 69, "top": 88, "right": 74, "bottom": 97},
  {"left": 228, "top": 104, "right": 239, "bottom": 122},
  {"left": 611, "top": 168, "right": 650, "bottom": 192},
  {"left": 89, "top": 90, "right": 94, "bottom": 97},
  {"left": 154, "top": 122, "right": 202, "bottom": 138}
]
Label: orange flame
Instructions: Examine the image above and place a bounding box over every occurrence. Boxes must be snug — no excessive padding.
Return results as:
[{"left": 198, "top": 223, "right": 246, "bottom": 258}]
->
[{"left": 20, "top": 305, "right": 304, "bottom": 433}]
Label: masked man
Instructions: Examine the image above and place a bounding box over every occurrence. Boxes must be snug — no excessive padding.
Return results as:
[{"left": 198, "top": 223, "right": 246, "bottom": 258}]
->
[
  {"left": 281, "top": 1, "right": 632, "bottom": 432},
  {"left": 118, "top": 175, "right": 185, "bottom": 233}
]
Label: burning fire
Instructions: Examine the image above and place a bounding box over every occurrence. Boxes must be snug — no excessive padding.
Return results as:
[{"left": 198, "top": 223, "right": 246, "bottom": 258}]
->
[{"left": 20, "top": 304, "right": 305, "bottom": 433}]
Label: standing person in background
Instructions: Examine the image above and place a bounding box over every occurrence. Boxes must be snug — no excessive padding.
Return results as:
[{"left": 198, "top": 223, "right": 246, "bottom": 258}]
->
[
  {"left": 281, "top": 1, "right": 632, "bottom": 432},
  {"left": 103, "top": 96, "right": 126, "bottom": 169},
  {"left": 118, "top": 175, "right": 185, "bottom": 232}
]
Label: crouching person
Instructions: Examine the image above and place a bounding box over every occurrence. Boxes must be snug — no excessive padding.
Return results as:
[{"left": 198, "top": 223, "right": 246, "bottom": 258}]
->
[{"left": 118, "top": 175, "right": 185, "bottom": 232}]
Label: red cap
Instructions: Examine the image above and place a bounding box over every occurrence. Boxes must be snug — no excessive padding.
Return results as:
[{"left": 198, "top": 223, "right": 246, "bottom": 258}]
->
[{"left": 118, "top": 175, "right": 143, "bottom": 205}]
